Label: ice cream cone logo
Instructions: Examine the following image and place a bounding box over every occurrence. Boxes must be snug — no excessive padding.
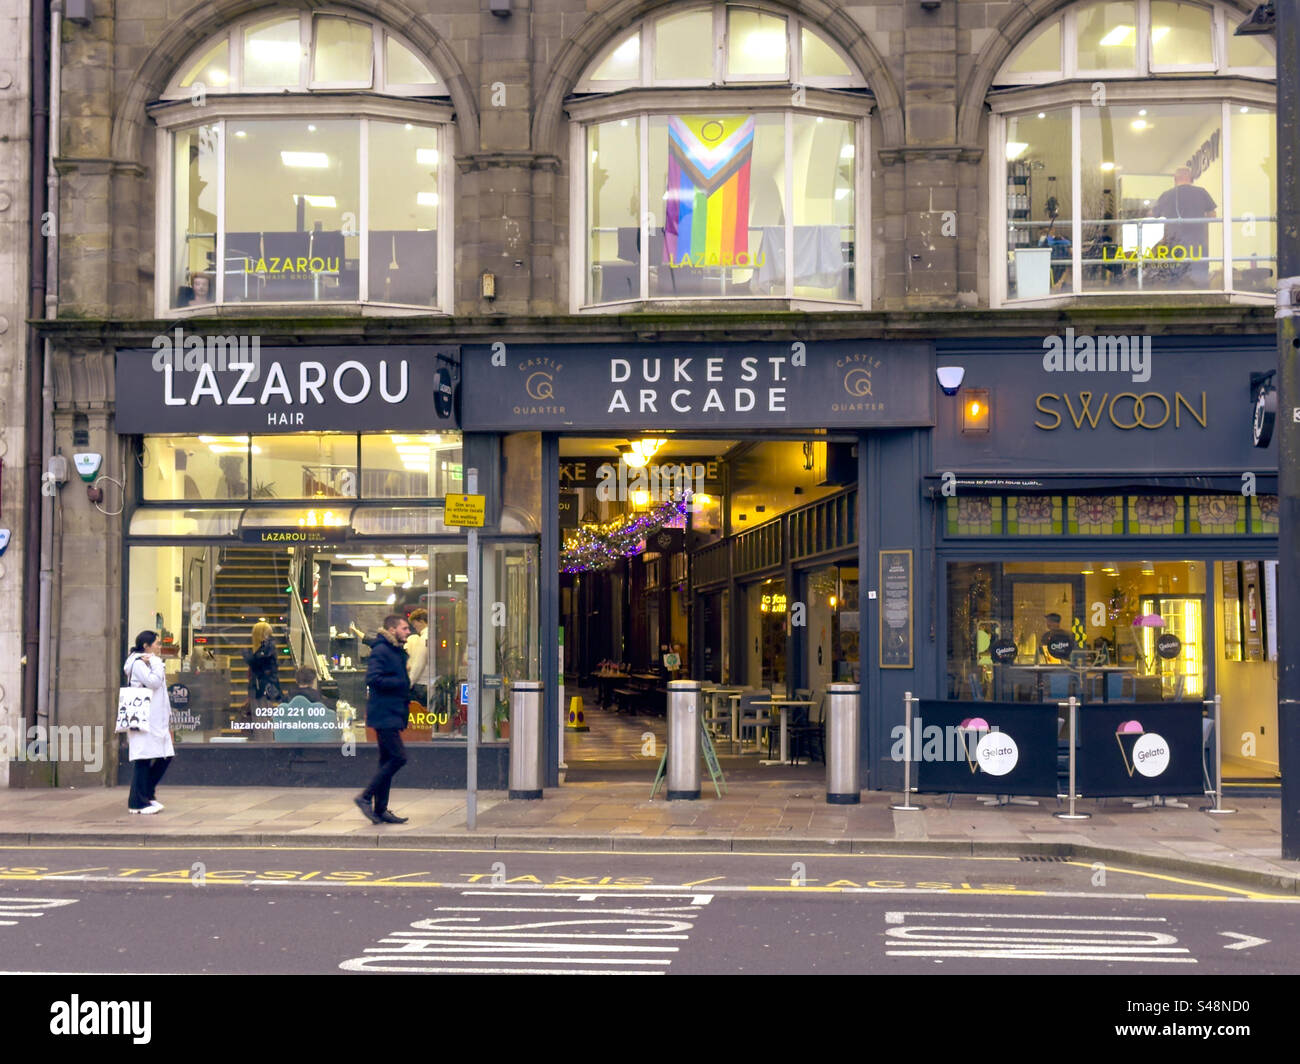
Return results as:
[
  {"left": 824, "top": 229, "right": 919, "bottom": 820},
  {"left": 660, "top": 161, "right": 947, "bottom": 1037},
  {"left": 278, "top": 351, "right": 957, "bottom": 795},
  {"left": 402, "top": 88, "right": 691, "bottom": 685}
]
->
[
  {"left": 958, "top": 717, "right": 988, "bottom": 773},
  {"left": 1115, "top": 720, "right": 1170, "bottom": 777}
]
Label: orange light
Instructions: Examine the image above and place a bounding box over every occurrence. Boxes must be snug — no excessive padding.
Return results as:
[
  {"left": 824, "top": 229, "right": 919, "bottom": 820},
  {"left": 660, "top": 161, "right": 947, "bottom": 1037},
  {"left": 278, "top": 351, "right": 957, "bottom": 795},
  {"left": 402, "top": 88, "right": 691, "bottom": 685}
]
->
[{"left": 961, "top": 388, "right": 990, "bottom": 434}]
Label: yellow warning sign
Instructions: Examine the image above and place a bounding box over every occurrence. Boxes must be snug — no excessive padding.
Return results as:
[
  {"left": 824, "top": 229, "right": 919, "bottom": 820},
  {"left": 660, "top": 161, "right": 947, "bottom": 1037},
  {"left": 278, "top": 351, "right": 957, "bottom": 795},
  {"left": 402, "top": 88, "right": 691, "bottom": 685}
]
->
[{"left": 444, "top": 493, "right": 486, "bottom": 528}]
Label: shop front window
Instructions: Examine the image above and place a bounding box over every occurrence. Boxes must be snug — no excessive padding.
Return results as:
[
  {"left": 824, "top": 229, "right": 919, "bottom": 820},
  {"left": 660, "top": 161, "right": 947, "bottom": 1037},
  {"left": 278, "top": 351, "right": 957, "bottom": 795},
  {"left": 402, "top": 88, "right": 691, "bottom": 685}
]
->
[
  {"left": 946, "top": 560, "right": 1206, "bottom": 703},
  {"left": 158, "top": 10, "right": 450, "bottom": 313},
  {"left": 125, "top": 541, "right": 526, "bottom": 744},
  {"left": 574, "top": 2, "right": 867, "bottom": 309},
  {"left": 143, "top": 432, "right": 463, "bottom": 502},
  {"left": 994, "top": 0, "right": 1275, "bottom": 302}
]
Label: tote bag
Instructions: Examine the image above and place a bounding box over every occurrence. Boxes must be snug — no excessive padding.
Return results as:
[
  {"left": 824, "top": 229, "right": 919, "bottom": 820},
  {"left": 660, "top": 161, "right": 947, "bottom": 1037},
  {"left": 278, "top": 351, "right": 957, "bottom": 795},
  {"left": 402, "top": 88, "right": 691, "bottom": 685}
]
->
[{"left": 114, "top": 685, "right": 152, "bottom": 734}]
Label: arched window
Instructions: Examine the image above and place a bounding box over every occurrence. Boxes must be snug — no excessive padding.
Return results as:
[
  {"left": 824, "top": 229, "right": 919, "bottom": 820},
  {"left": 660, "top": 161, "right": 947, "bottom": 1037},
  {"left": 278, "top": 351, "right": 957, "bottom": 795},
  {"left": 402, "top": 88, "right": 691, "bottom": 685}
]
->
[
  {"left": 154, "top": 10, "right": 452, "bottom": 313},
  {"left": 991, "top": 0, "right": 1275, "bottom": 302},
  {"left": 570, "top": 3, "right": 870, "bottom": 309}
]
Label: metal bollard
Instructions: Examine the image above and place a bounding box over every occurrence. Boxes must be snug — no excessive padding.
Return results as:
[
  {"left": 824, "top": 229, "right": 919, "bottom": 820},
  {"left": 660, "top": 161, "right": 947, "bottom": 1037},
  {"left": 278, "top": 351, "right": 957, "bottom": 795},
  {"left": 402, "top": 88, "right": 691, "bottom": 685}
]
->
[
  {"left": 666, "top": 680, "right": 703, "bottom": 800},
  {"left": 825, "top": 683, "right": 861, "bottom": 804},
  {"left": 508, "top": 680, "right": 544, "bottom": 799}
]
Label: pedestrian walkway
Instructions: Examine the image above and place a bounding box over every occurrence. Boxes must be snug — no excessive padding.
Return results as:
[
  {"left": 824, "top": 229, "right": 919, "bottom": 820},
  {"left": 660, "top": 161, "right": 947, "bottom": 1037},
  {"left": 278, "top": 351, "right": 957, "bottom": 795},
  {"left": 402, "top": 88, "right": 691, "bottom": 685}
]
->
[{"left": 1, "top": 781, "right": 1295, "bottom": 893}]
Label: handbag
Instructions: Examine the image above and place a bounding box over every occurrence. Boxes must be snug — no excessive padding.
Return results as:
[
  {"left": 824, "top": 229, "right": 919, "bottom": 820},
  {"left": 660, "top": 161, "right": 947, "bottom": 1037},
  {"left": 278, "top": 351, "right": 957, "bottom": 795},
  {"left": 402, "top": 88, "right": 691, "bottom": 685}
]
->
[{"left": 115, "top": 668, "right": 152, "bottom": 734}]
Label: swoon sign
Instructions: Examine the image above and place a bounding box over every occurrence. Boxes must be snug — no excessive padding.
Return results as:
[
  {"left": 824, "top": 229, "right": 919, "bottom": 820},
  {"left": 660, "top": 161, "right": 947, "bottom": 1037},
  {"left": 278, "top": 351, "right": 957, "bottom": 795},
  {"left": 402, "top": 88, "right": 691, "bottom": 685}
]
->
[{"left": 115, "top": 345, "right": 458, "bottom": 433}]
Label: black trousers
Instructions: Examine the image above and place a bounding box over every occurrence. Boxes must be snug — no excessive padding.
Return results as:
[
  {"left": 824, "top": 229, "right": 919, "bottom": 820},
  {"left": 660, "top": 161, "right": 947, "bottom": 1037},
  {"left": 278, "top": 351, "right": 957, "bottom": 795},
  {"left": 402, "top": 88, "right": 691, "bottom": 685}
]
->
[
  {"left": 128, "top": 757, "right": 172, "bottom": 810},
  {"left": 362, "top": 729, "right": 408, "bottom": 814}
]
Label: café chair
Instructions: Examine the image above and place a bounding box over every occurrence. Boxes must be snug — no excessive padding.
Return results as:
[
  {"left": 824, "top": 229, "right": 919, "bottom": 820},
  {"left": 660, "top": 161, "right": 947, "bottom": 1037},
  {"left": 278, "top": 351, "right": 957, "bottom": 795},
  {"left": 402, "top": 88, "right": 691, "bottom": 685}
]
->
[
  {"left": 786, "top": 692, "right": 826, "bottom": 764},
  {"left": 737, "top": 691, "right": 773, "bottom": 750}
]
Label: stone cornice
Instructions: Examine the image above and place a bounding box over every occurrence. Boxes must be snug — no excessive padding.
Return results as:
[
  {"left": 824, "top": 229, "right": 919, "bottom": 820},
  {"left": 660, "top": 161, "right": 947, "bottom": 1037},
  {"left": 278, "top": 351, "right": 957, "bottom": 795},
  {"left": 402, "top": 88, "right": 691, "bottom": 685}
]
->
[
  {"left": 877, "top": 146, "right": 984, "bottom": 165},
  {"left": 52, "top": 157, "right": 147, "bottom": 177},
  {"left": 456, "top": 151, "right": 564, "bottom": 174}
]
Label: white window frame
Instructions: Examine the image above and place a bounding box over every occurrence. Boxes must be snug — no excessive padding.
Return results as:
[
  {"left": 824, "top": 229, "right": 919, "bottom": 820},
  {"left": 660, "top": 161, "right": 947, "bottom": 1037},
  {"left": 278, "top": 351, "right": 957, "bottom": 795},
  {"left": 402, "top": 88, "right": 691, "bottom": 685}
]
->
[
  {"left": 162, "top": 8, "right": 446, "bottom": 100},
  {"left": 993, "top": 0, "right": 1276, "bottom": 85},
  {"left": 569, "top": 90, "right": 870, "bottom": 313},
  {"left": 988, "top": 79, "right": 1276, "bottom": 308},
  {"left": 153, "top": 97, "right": 455, "bottom": 317},
  {"left": 573, "top": 2, "right": 867, "bottom": 92}
]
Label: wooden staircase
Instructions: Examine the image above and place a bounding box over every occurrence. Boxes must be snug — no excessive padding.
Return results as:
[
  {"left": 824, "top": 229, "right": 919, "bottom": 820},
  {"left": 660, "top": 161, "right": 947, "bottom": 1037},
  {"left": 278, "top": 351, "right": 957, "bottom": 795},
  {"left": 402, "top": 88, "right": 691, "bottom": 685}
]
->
[{"left": 192, "top": 546, "right": 298, "bottom": 713}]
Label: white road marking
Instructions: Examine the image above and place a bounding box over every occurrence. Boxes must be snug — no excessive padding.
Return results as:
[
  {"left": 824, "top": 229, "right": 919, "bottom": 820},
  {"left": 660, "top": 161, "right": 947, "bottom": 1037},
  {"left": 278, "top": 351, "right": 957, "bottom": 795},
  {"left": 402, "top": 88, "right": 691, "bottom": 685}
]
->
[
  {"left": 1220, "top": 931, "right": 1269, "bottom": 950},
  {"left": 0, "top": 897, "right": 78, "bottom": 926},
  {"left": 884, "top": 910, "right": 1195, "bottom": 963},
  {"left": 341, "top": 890, "right": 711, "bottom": 975}
]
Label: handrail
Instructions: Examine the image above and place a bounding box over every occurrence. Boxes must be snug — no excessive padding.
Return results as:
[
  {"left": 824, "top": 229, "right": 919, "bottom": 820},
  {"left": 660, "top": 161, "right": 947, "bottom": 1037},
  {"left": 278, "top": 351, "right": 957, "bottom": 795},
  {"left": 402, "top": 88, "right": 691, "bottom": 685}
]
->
[{"left": 286, "top": 547, "right": 333, "bottom": 685}]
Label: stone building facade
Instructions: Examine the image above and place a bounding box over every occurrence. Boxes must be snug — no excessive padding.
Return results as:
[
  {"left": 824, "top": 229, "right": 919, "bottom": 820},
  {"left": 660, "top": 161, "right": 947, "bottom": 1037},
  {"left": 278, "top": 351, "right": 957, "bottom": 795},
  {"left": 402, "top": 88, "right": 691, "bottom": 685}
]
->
[{"left": 23, "top": 0, "right": 1280, "bottom": 789}]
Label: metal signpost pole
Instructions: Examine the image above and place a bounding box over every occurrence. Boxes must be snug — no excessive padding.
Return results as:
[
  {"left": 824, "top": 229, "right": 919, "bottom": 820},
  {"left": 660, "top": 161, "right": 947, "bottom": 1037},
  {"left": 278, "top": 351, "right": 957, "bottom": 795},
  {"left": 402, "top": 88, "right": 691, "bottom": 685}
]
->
[
  {"left": 1241, "top": 0, "right": 1300, "bottom": 858},
  {"left": 466, "top": 468, "right": 479, "bottom": 831}
]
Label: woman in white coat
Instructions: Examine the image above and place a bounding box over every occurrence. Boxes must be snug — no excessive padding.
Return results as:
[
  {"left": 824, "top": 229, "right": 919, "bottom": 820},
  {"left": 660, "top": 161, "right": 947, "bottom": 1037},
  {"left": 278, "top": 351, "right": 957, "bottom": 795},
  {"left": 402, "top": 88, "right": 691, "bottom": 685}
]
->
[{"left": 122, "top": 629, "right": 175, "bottom": 814}]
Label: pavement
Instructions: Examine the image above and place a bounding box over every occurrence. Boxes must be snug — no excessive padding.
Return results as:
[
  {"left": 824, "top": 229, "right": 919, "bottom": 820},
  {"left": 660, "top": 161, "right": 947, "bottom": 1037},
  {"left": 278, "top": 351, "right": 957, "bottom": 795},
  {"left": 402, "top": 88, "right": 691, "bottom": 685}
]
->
[{"left": 2, "top": 777, "right": 1296, "bottom": 894}]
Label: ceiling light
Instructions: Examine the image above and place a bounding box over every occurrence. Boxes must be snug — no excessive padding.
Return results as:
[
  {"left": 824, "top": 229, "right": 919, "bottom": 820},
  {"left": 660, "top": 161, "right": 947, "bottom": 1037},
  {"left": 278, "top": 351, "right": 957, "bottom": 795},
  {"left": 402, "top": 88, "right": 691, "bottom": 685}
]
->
[
  {"left": 1240, "top": 106, "right": 1250, "bottom": 113},
  {"left": 1100, "top": 161, "right": 1115, "bottom": 171},
  {"left": 1098, "top": 25, "right": 1133, "bottom": 47},
  {"left": 416, "top": 148, "right": 439, "bottom": 166},
  {"left": 298, "top": 194, "right": 337, "bottom": 208},
  {"left": 1151, "top": 25, "right": 1169, "bottom": 42},
  {"left": 280, "top": 151, "right": 329, "bottom": 168},
  {"left": 307, "top": 124, "right": 317, "bottom": 132},
  {"left": 234, "top": 130, "right": 247, "bottom": 138},
  {"left": 1130, "top": 119, "right": 1148, "bottom": 130},
  {"left": 1037, "top": 112, "right": 1046, "bottom": 119},
  {"left": 1138, "top": 109, "right": 1147, "bottom": 115},
  {"left": 209, "top": 70, "right": 229, "bottom": 87},
  {"left": 417, "top": 192, "right": 439, "bottom": 207},
  {"left": 1006, "top": 141, "right": 1029, "bottom": 161},
  {"left": 619, "top": 444, "right": 648, "bottom": 469},
  {"left": 404, "top": 123, "right": 414, "bottom": 131}
]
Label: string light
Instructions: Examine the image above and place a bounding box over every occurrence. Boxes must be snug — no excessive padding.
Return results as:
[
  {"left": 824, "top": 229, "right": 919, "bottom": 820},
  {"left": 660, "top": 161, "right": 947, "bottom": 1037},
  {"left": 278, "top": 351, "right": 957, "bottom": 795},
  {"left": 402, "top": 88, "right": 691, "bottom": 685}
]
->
[{"left": 560, "top": 497, "right": 688, "bottom": 573}]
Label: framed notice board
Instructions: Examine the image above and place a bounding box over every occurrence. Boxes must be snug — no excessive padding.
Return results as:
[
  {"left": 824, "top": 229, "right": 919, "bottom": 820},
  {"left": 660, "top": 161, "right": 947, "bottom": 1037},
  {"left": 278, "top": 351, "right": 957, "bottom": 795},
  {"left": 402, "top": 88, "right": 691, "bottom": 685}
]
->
[{"left": 879, "top": 549, "right": 913, "bottom": 669}]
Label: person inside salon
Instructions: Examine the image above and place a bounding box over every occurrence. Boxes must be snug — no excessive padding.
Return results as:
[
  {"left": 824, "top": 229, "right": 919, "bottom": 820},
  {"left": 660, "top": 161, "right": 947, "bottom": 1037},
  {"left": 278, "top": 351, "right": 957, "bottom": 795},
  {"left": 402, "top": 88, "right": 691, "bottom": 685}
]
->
[{"left": 1153, "top": 166, "right": 1217, "bottom": 287}]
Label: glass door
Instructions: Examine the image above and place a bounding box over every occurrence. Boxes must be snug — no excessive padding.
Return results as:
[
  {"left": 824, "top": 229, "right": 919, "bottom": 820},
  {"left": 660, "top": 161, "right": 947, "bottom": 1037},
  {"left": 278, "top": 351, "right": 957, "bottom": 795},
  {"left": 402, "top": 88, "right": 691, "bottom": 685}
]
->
[{"left": 1138, "top": 595, "right": 1204, "bottom": 700}]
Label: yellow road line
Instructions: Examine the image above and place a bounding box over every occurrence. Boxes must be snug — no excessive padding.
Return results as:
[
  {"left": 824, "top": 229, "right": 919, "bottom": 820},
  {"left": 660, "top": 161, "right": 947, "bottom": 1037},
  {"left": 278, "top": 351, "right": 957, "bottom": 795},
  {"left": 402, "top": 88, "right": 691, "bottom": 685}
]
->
[{"left": 1062, "top": 860, "right": 1289, "bottom": 899}]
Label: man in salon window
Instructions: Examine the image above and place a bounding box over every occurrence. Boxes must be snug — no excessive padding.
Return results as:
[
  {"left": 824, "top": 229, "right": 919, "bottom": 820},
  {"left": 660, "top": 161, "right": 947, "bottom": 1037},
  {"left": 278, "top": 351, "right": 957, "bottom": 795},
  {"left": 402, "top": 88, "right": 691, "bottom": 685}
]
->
[{"left": 1153, "top": 166, "right": 1217, "bottom": 288}]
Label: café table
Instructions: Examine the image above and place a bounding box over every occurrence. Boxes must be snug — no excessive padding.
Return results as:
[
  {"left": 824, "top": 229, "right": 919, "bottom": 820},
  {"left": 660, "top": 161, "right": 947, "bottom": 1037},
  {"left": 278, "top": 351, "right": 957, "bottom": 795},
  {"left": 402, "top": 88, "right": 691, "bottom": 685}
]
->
[{"left": 750, "top": 698, "right": 817, "bottom": 765}]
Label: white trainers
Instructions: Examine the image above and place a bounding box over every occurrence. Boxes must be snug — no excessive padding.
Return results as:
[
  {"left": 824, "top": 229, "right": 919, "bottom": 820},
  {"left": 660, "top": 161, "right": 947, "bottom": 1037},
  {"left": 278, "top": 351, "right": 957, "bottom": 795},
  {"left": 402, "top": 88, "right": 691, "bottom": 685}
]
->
[
  {"left": 147, "top": 800, "right": 164, "bottom": 812},
  {"left": 130, "top": 803, "right": 162, "bottom": 815}
]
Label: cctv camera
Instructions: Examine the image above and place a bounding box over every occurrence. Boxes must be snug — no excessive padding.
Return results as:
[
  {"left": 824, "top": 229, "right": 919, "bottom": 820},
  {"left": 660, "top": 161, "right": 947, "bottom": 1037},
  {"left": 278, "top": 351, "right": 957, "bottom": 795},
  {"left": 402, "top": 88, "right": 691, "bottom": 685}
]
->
[{"left": 936, "top": 366, "right": 965, "bottom": 396}]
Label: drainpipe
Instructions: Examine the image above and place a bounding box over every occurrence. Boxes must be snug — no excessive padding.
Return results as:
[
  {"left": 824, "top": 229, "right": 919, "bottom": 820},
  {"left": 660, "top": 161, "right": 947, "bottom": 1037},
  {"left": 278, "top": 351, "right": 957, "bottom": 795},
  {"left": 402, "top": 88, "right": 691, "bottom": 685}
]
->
[
  {"left": 34, "top": 0, "right": 62, "bottom": 741},
  {"left": 21, "top": 0, "right": 50, "bottom": 730}
]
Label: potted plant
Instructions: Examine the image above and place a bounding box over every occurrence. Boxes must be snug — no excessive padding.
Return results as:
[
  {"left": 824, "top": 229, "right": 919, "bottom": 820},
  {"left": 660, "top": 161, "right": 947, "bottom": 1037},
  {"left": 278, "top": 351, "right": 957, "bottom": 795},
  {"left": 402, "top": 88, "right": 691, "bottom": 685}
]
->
[{"left": 494, "top": 693, "right": 510, "bottom": 740}]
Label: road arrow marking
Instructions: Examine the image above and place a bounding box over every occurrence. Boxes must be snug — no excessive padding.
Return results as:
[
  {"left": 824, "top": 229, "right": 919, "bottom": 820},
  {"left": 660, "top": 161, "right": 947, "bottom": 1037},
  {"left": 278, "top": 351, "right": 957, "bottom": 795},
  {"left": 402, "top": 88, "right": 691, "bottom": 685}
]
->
[{"left": 1220, "top": 932, "right": 1269, "bottom": 950}]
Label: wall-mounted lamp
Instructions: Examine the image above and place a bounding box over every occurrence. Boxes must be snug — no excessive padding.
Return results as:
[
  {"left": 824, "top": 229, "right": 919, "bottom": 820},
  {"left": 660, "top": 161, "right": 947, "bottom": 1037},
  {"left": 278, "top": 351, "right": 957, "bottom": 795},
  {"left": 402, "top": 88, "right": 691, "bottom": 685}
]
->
[
  {"left": 936, "top": 366, "right": 965, "bottom": 396},
  {"left": 920, "top": 0, "right": 942, "bottom": 10},
  {"left": 480, "top": 271, "right": 496, "bottom": 300},
  {"left": 962, "top": 389, "right": 991, "bottom": 434},
  {"left": 489, "top": 0, "right": 512, "bottom": 17}
]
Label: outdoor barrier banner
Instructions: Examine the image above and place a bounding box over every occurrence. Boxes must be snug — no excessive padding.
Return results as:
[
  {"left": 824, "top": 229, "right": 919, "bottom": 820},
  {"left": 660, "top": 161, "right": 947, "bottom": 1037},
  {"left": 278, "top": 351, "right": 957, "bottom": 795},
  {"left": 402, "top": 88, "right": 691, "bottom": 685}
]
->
[
  {"left": 913, "top": 701, "right": 1059, "bottom": 797},
  {"left": 1076, "top": 704, "right": 1205, "bottom": 797}
]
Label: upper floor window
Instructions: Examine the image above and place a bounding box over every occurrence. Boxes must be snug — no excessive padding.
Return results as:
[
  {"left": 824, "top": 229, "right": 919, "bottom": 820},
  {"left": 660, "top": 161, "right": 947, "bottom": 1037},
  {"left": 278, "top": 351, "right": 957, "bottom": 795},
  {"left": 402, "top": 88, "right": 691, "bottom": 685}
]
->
[
  {"left": 155, "top": 11, "right": 451, "bottom": 314},
  {"left": 571, "top": 4, "right": 869, "bottom": 310},
  {"left": 992, "top": 0, "right": 1275, "bottom": 304}
]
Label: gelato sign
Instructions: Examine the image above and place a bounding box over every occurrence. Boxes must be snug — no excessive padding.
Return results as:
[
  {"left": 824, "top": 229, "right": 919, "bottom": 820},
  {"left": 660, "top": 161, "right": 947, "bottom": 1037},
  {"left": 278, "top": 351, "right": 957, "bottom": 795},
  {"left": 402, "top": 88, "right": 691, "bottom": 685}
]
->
[
  {"left": 115, "top": 345, "right": 459, "bottom": 433},
  {"left": 460, "top": 342, "right": 934, "bottom": 431}
]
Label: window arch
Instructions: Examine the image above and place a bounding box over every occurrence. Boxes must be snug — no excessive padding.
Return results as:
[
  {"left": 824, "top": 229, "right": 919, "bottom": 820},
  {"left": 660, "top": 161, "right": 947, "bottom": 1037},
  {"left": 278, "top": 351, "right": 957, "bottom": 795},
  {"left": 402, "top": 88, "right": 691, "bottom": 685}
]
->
[
  {"left": 154, "top": 10, "right": 452, "bottom": 315},
  {"left": 991, "top": 0, "right": 1275, "bottom": 304},
  {"left": 570, "top": 3, "right": 870, "bottom": 310}
]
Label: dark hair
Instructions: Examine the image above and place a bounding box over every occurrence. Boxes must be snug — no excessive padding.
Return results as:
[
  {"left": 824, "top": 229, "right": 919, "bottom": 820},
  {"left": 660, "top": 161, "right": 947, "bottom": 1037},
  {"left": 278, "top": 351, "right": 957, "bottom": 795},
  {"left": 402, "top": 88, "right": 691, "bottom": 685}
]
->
[
  {"left": 382, "top": 614, "right": 405, "bottom": 631},
  {"left": 295, "top": 667, "right": 317, "bottom": 687},
  {"left": 131, "top": 630, "right": 159, "bottom": 654}
]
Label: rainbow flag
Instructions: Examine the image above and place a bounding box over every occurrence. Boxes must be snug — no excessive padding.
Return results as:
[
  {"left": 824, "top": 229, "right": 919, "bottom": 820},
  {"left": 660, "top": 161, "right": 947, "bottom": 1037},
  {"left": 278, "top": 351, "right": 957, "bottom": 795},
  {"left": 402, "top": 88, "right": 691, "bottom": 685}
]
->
[{"left": 664, "top": 116, "right": 754, "bottom": 266}]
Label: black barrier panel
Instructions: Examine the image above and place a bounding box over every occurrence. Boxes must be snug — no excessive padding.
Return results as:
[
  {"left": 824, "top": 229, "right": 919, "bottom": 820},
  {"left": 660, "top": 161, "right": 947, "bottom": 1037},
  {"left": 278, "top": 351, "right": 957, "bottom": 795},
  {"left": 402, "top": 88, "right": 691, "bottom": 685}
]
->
[
  {"left": 1076, "top": 704, "right": 1205, "bottom": 798},
  {"left": 913, "top": 701, "right": 1059, "bottom": 797}
]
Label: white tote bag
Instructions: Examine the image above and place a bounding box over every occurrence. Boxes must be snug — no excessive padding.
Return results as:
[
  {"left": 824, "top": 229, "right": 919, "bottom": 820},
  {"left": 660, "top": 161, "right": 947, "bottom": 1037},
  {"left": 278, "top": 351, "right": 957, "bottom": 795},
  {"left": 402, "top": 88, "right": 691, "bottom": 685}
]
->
[{"left": 115, "top": 686, "right": 152, "bottom": 734}]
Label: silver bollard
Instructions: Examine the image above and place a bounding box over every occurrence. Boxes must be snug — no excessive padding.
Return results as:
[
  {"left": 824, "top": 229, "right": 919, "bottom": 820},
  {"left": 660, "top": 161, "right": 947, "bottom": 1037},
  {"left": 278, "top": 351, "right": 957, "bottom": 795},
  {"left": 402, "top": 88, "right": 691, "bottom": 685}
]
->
[
  {"left": 890, "top": 692, "right": 924, "bottom": 811},
  {"left": 666, "top": 680, "right": 703, "bottom": 800},
  {"left": 1053, "top": 697, "right": 1090, "bottom": 820},
  {"left": 508, "top": 680, "right": 544, "bottom": 800},
  {"left": 826, "top": 683, "right": 861, "bottom": 804},
  {"left": 1201, "top": 693, "right": 1237, "bottom": 815}
]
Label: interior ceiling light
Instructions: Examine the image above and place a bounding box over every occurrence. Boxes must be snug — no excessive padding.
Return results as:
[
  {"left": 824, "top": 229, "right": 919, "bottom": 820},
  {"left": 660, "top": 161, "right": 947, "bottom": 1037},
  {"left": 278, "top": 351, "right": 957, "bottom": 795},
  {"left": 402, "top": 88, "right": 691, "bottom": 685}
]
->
[
  {"left": 280, "top": 151, "right": 330, "bottom": 169},
  {"left": 1005, "top": 141, "right": 1029, "bottom": 161},
  {"left": 618, "top": 443, "right": 648, "bottom": 469},
  {"left": 298, "top": 194, "right": 337, "bottom": 208},
  {"left": 633, "top": 437, "right": 667, "bottom": 461},
  {"left": 1098, "top": 25, "right": 1133, "bottom": 47}
]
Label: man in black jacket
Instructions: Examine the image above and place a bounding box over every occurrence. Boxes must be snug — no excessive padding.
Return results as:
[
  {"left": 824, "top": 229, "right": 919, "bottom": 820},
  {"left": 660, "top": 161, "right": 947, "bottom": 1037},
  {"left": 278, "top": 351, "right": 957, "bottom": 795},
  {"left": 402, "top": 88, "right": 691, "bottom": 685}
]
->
[{"left": 355, "top": 614, "right": 412, "bottom": 825}]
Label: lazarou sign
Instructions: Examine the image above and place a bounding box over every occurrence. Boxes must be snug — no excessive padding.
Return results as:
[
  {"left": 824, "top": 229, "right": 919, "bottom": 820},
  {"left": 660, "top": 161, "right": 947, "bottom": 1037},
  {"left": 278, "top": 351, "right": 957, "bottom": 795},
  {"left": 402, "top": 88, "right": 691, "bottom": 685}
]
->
[{"left": 114, "top": 345, "right": 459, "bottom": 433}]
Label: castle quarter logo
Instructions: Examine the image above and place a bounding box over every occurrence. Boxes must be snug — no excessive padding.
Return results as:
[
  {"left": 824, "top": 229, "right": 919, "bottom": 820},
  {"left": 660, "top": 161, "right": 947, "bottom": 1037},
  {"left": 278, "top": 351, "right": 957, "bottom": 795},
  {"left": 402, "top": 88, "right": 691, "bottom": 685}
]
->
[
  {"left": 833, "top": 352, "right": 885, "bottom": 414},
  {"left": 514, "top": 357, "right": 565, "bottom": 416}
]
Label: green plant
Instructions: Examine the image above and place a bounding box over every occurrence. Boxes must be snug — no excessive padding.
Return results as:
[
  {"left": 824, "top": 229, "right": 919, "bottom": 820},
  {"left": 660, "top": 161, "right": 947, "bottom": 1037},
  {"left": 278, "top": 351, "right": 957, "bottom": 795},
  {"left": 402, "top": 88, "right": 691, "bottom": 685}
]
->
[{"left": 252, "top": 481, "right": 278, "bottom": 499}]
